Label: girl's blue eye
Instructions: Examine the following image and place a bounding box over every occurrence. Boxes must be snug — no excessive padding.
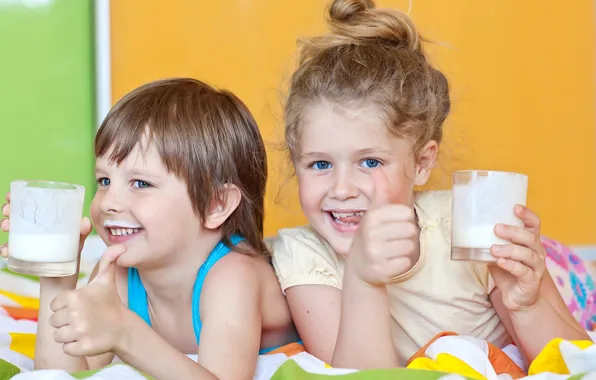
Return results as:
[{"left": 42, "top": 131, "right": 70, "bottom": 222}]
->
[
  {"left": 97, "top": 178, "right": 110, "bottom": 186},
  {"left": 361, "top": 159, "right": 380, "bottom": 168},
  {"left": 133, "top": 180, "right": 151, "bottom": 189},
  {"left": 312, "top": 161, "right": 332, "bottom": 170}
]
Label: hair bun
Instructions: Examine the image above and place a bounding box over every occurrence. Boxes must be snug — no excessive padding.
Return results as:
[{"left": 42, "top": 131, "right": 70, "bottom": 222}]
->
[
  {"left": 329, "top": 0, "right": 375, "bottom": 22},
  {"left": 327, "top": 0, "right": 421, "bottom": 52}
]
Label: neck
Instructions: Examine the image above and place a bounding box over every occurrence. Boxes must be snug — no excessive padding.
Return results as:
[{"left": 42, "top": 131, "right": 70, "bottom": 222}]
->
[{"left": 134, "top": 229, "right": 224, "bottom": 305}]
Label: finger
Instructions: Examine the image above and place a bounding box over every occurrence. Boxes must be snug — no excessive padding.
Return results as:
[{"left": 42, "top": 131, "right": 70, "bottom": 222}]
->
[
  {"left": 369, "top": 221, "right": 419, "bottom": 241},
  {"left": 369, "top": 168, "right": 391, "bottom": 209},
  {"left": 514, "top": 205, "right": 540, "bottom": 235},
  {"left": 0, "top": 218, "right": 9, "bottom": 232},
  {"left": 54, "top": 326, "right": 77, "bottom": 344},
  {"left": 494, "top": 224, "right": 538, "bottom": 248},
  {"left": 77, "top": 217, "right": 93, "bottom": 253},
  {"left": 93, "top": 244, "right": 126, "bottom": 283},
  {"left": 5, "top": 193, "right": 9, "bottom": 202},
  {"left": 495, "top": 257, "right": 533, "bottom": 279},
  {"left": 2, "top": 203, "right": 9, "bottom": 217},
  {"left": 491, "top": 244, "right": 542, "bottom": 272},
  {"left": 49, "top": 309, "right": 71, "bottom": 328},
  {"left": 0, "top": 244, "right": 7, "bottom": 259},
  {"left": 50, "top": 291, "right": 72, "bottom": 312},
  {"left": 80, "top": 217, "right": 92, "bottom": 238},
  {"left": 62, "top": 341, "right": 88, "bottom": 357}
]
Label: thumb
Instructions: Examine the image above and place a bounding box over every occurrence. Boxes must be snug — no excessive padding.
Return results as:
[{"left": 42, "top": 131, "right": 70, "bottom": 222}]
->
[
  {"left": 93, "top": 244, "right": 126, "bottom": 283},
  {"left": 369, "top": 168, "right": 391, "bottom": 209}
]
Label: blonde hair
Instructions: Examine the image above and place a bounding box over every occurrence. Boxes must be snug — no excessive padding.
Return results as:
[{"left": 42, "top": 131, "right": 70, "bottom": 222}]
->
[
  {"left": 95, "top": 78, "right": 269, "bottom": 257},
  {"left": 285, "top": 0, "right": 450, "bottom": 159}
]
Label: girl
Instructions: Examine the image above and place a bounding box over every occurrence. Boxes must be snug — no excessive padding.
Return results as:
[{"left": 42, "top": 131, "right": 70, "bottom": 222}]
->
[
  {"left": 1, "top": 78, "right": 298, "bottom": 380},
  {"left": 270, "top": 0, "right": 590, "bottom": 370}
]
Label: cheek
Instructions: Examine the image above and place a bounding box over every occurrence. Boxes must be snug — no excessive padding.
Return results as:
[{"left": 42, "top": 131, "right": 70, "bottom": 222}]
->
[{"left": 297, "top": 174, "right": 322, "bottom": 210}]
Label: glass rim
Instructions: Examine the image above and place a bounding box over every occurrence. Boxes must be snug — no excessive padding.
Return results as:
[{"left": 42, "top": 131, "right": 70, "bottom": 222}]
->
[
  {"left": 10, "top": 180, "right": 85, "bottom": 191},
  {"left": 453, "top": 170, "right": 528, "bottom": 179}
]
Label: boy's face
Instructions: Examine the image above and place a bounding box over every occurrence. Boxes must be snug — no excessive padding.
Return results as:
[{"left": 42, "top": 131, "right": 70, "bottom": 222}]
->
[{"left": 90, "top": 140, "right": 204, "bottom": 268}]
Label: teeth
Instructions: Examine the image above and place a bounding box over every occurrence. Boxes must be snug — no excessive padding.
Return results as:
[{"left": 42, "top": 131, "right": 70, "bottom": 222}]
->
[
  {"left": 331, "top": 211, "right": 364, "bottom": 218},
  {"left": 109, "top": 228, "right": 141, "bottom": 236}
]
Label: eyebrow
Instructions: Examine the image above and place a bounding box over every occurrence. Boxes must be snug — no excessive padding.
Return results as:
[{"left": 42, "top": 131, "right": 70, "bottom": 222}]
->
[
  {"left": 94, "top": 165, "right": 163, "bottom": 180},
  {"left": 299, "top": 147, "right": 393, "bottom": 161}
]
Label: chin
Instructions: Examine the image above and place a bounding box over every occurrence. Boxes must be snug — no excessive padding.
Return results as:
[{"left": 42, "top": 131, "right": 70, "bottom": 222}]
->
[{"left": 314, "top": 223, "right": 354, "bottom": 256}]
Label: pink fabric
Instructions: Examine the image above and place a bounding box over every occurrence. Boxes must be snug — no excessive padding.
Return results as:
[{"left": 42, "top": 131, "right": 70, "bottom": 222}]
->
[{"left": 542, "top": 236, "right": 596, "bottom": 331}]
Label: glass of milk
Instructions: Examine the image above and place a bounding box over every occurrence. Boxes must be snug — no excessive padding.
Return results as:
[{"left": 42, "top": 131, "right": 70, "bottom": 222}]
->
[
  {"left": 451, "top": 170, "right": 528, "bottom": 262},
  {"left": 7, "top": 180, "right": 85, "bottom": 277}
]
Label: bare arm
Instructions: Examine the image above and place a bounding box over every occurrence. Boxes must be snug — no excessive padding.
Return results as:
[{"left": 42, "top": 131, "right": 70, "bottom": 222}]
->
[
  {"left": 35, "top": 263, "right": 116, "bottom": 371},
  {"left": 285, "top": 273, "right": 399, "bottom": 369},
  {"left": 115, "top": 312, "right": 217, "bottom": 380},
  {"left": 332, "top": 268, "right": 399, "bottom": 369},
  {"left": 35, "top": 277, "right": 89, "bottom": 371},
  {"left": 490, "top": 269, "right": 591, "bottom": 362},
  {"left": 197, "top": 257, "right": 262, "bottom": 380},
  {"left": 285, "top": 285, "right": 342, "bottom": 364}
]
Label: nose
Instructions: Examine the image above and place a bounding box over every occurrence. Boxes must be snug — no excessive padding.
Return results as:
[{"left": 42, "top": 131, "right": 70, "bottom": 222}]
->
[
  {"left": 328, "top": 168, "right": 359, "bottom": 200},
  {"left": 100, "top": 185, "right": 124, "bottom": 214}
]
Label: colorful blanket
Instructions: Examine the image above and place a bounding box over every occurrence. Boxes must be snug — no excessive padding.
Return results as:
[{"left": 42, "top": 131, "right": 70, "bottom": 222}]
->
[{"left": 1, "top": 259, "right": 595, "bottom": 380}]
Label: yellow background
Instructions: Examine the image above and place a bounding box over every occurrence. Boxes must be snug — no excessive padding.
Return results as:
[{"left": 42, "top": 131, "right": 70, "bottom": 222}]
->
[{"left": 110, "top": 1, "right": 596, "bottom": 245}]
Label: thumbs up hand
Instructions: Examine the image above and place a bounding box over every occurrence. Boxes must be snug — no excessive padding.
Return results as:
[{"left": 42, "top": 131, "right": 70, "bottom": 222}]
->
[
  {"left": 49, "top": 244, "right": 129, "bottom": 357},
  {"left": 346, "top": 169, "right": 420, "bottom": 286}
]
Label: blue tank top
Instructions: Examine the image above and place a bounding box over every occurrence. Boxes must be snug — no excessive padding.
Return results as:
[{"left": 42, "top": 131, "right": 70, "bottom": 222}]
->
[{"left": 127, "top": 235, "right": 278, "bottom": 355}]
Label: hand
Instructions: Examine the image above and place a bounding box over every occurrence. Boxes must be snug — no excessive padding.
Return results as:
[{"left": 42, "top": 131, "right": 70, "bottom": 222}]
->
[
  {"left": 488, "top": 205, "right": 546, "bottom": 311},
  {"left": 50, "top": 244, "right": 128, "bottom": 356},
  {"left": 1, "top": 192, "right": 93, "bottom": 264},
  {"left": 347, "top": 169, "right": 420, "bottom": 286}
]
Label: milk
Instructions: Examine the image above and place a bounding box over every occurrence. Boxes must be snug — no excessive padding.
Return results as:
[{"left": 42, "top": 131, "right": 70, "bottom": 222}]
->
[
  {"left": 9, "top": 233, "right": 79, "bottom": 263},
  {"left": 452, "top": 224, "right": 509, "bottom": 248},
  {"left": 451, "top": 171, "right": 527, "bottom": 259}
]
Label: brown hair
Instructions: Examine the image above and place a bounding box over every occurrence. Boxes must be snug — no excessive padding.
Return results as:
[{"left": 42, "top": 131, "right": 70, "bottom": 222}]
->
[
  {"left": 95, "top": 78, "right": 269, "bottom": 257},
  {"left": 285, "top": 0, "right": 450, "bottom": 160}
]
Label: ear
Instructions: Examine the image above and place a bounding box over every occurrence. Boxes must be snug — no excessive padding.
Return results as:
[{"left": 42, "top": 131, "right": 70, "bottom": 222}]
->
[
  {"left": 203, "top": 184, "right": 242, "bottom": 230},
  {"left": 414, "top": 140, "right": 438, "bottom": 186}
]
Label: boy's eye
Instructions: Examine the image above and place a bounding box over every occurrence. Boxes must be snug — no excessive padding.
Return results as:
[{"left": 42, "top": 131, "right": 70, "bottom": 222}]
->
[
  {"left": 133, "top": 180, "right": 151, "bottom": 189},
  {"left": 360, "top": 159, "right": 380, "bottom": 168},
  {"left": 97, "top": 177, "right": 110, "bottom": 186},
  {"left": 311, "top": 161, "right": 332, "bottom": 170}
]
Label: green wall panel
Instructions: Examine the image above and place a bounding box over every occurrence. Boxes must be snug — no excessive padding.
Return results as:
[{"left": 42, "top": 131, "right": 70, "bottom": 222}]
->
[{"left": 0, "top": 0, "right": 96, "bottom": 244}]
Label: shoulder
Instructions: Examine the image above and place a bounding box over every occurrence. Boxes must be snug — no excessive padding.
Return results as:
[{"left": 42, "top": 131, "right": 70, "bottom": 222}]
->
[
  {"left": 267, "top": 226, "right": 336, "bottom": 260},
  {"left": 201, "top": 252, "right": 261, "bottom": 318},
  {"left": 413, "top": 190, "right": 452, "bottom": 224}
]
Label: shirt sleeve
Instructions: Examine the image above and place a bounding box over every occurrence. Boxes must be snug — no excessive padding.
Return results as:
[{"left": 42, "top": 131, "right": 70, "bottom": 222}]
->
[{"left": 269, "top": 227, "right": 342, "bottom": 293}]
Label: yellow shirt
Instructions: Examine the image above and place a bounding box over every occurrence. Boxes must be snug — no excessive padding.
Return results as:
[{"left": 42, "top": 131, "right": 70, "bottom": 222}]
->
[{"left": 270, "top": 190, "right": 511, "bottom": 363}]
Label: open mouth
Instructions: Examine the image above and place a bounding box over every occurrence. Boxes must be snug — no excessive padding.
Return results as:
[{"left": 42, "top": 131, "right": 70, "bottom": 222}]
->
[{"left": 326, "top": 211, "right": 365, "bottom": 226}]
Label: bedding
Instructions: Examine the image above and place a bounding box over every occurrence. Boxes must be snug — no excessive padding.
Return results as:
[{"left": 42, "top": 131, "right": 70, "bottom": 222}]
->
[{"left": 0, "top": 238, "right": 594, "bottom": 380}]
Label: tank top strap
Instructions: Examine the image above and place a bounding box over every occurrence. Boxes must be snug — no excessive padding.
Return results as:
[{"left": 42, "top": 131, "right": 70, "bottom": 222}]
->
[
  {"left": 127, "top": 267, "right": 152, "bottom": 326},
  {"left": 192, "top": 235, "right": 244, "bottom": 344}
]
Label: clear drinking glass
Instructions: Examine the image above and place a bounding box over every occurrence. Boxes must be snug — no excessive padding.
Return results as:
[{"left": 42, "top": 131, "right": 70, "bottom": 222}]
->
[
  {"left": 8, "top": 180, "right": 85, "bottom": 277},
  {"left": 451, "top": 170, "right": 528, "bottom": 262}
]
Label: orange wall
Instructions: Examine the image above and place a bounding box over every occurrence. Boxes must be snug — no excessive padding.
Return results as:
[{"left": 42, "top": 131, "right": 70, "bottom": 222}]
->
[{"left": 110, "top": 0, "right": 596, "bottom": 245}]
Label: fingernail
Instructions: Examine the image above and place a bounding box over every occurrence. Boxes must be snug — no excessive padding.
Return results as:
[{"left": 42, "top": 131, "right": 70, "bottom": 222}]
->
[{"left": 492, "top": 245, "right": 501, "bottom": 253}]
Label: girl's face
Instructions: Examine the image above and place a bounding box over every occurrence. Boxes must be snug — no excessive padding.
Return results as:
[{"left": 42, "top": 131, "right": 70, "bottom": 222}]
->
[
  {"left": 90, "top": 140, "right": 204, "bottom": 269},
  {"left": 294, "top": 101, "right": 436, "bottom": 256}
]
